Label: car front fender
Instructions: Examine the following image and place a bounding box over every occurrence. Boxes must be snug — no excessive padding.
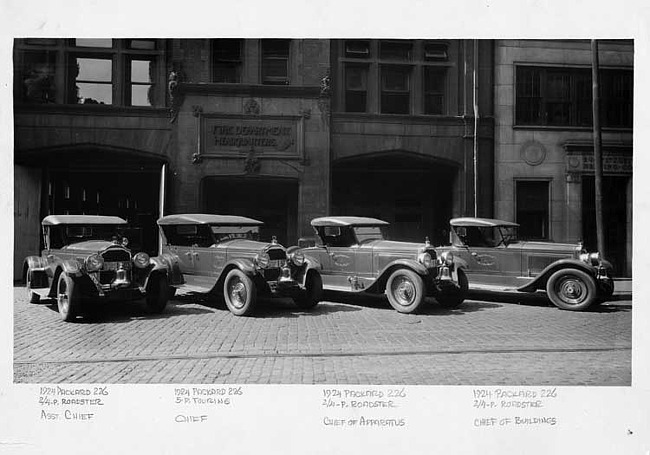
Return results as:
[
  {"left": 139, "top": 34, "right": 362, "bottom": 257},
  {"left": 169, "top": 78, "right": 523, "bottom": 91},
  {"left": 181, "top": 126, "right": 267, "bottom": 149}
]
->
[
  {"left": 148, "top": 253, "right": 183, "bottom": 286},
  {"left": 25, "top": 255, "right": 48, "bottom": 272},
  {"left": 368, "top": 259, "right": 430, "bottom": 293},
  {"left": 517, "top": 259, "right": 599, "bottom": 292},
  {"left": 295, "top": 256, "right": 322, "bottom": 287},
  {"left": 60, "top": 259, "right": 83, "bottom": 277}
]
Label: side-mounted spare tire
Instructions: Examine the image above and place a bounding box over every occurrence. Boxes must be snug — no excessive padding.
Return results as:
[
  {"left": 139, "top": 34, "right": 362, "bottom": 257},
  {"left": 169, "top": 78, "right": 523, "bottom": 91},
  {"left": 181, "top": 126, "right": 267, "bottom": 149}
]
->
[
  {"left": 294, "top": 270, "right": 323, "bottom": 310},
  {"left": 146, "top": 273, "right": 170, "bottom": 314},
  {"left": 435, "top": 268, "right": 469, "bottom": 309}
]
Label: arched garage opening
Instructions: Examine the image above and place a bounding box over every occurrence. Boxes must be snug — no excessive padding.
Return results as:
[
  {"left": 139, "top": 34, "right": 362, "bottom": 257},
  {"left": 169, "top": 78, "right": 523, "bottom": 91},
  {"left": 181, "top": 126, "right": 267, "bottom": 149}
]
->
[
  {"left": 332, "top": 152, "right": 458, "bottom": 245},
  {"left": 17, "top": 146, "right": 166, "bottom": 256}
]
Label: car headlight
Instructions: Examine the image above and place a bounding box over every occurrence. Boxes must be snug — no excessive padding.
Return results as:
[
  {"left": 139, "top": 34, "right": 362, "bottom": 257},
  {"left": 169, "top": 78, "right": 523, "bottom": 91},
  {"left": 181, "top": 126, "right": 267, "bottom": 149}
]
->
[
  {"left": 290, "top": 251, "right": 305, "bottom": 267},
  {"left": 254, "top": 252, "right": 270, "bottom": 269},
  {"left": 418, "top": 252, "right": 433, "bottom": 268},
  {"left": 133, "top": 252, "right": 151, "bottom": 269},
  {"left": 440, "top": 251, "right": 454, "bottom": 266},
  {"left": 122, "top": 237, "right": 129, "bottom": 247},
  {"left": 85, "top": 254, "right": 104, "bottom": 272},
  {"left": 589, "top": 252, "right": 601, "bottom": 266}
]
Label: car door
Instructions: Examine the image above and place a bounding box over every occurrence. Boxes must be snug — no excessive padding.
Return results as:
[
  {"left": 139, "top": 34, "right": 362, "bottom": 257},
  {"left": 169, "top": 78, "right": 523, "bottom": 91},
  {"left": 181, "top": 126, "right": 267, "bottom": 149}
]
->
[
  {"left": 310, "top": 226, "right": 357, "bottom": 291},
  {"left": 188, "top": 225, "right": 221, "bottom": 292},
  {"left": 453, "top": 226, "right": 521, "bottom": 289}
]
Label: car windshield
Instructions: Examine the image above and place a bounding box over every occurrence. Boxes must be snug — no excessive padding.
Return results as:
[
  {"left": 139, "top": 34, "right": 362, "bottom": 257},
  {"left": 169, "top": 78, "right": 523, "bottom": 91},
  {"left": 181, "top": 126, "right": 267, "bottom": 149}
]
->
[
  {"left": 498, "top": 226, "right": 519, "bottom": 244},
  {"left": 353, "top": 226, "right": 385, "bottom": 243},
  {"left": 455, "top": 226, "right": 500, "bottom": 248},
  {"left": 50, "top": 224, "right": 126, "bottom": 248},
  {"left": 210, "top": 225, "right": 260, "bottom": 243}
]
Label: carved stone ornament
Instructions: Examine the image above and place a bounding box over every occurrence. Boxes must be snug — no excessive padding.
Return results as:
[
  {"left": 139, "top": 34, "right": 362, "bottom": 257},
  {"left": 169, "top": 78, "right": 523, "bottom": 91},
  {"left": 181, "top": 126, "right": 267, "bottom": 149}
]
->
[
  {"left": 192, "top": 105, "right": 204, "bottom": 117},
  {"left": 168, "top": 70, "right": 184, "bottom": 123},
  {"left": 520, "top": 141, "right": 547, "bottom": 166},
  {"left": 244, "top": 99, "right": 260, "bottom": 115},
  {"left": 317, "top": 68, "right": 331, "bottom": 118},
  {"left": 244, "top": 148, "right": 261, "bottom": 174}
]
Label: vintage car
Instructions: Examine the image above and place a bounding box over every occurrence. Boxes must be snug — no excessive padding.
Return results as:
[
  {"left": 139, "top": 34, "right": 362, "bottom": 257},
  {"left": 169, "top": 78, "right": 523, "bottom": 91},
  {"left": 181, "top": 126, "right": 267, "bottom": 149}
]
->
[
  {"left": 156, "top": 214, "right": 321, "bottom": 316},
  {"left": 23, "top": 215, "right": 169, "bottom": 322},
  {"left": 437, "top": 217, "right": 614, "bottom": 311},
  {"left": 294, "top": 216, "right": 468, "bottom": 314}
]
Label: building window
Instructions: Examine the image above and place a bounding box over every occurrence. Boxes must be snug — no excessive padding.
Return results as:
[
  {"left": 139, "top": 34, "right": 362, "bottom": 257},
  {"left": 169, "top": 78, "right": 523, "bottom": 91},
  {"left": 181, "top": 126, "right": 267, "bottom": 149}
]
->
[
  {"left": 74, "top": 38, "right": 113, "bottom": 48},
  {"left": 128, "top": 58, "right": 156, "bottom": 106},
  {"left": 601, "top": 70, "right": 633, "bottom": 128},
  {"left": 515, "top": 66, "right": 632, "bottom": 128},
  {"left": 424, "top": 67, "right": 446, "bottom": 114},
  {"left": 212, "top": 39, "right": 242, "bottom": 83},
  {"left": 516, "top": 180, "right": 550, "bottom": 240},
  {"left": 261, "top": 39, "right": 290, "bottom": 85},
  {"left": 345, "top": 40, "right": 370, "bottom": 58},
  {"left": 344, "top": 64, "right": 368, "bottom": 112},
  {"left": 381, "top": 66, "right": 410, "bottom": 114},
  {"left": 21, "top": 50, "right": 57, "bottom": 103},
  {"left": 380, "top": 40, "right": 412, "bottom": 60},
  {"left": 70, "top": 56, "right": 113, "bottom": 105},
  {"left": 14, "top": 38, "right": 164, "bottom": 107},
  {"left": 424, "top": 42, "right": 448, "bottom": 61}
]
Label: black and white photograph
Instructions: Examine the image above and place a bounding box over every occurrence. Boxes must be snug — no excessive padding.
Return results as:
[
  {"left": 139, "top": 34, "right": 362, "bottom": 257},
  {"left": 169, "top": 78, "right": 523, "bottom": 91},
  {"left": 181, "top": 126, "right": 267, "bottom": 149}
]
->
[{"left": 1, "top": 1, "right": 649, "bottom": 454}]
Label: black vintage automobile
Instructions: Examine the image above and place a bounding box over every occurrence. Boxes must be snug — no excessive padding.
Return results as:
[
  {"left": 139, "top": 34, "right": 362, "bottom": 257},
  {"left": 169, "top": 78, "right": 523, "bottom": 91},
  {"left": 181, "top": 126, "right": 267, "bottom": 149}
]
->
[
  {"left": 156, "top": 214, "right": 322, "bottom": 316},
  {"left": 23, "top": 215, "right": 169, "bottom": 321}
]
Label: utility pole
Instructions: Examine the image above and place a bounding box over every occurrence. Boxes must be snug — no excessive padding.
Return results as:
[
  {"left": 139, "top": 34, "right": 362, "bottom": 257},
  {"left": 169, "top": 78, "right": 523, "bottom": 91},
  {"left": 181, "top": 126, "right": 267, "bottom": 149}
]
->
[{"left": 591, "top": 39, "right": 606, "bottom": 258}]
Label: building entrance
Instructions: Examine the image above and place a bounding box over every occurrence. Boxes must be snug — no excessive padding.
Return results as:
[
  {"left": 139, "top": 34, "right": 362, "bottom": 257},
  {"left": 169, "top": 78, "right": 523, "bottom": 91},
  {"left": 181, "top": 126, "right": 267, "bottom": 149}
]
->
[
  {"left": 581, "top": 175, "right": 631, "bottom": 277},
  {"left": 332, "top": 153, "right": 456, "bottom": 245},
  {"left": 202, "top": 177, "right": 299, "bottom": 245}
]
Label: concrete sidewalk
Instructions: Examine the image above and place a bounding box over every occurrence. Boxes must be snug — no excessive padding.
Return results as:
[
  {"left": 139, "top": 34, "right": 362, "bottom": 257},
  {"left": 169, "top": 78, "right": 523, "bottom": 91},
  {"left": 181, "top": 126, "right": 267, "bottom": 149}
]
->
[{"left": 613, "top": 278, "right": 633, "bottom": 296}]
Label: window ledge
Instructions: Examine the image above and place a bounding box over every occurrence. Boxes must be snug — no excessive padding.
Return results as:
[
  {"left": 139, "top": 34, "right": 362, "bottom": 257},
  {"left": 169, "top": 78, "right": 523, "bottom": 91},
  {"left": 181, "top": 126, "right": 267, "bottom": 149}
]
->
[
  {"left": 14, "top": 103, "right": 170, "bottom": 117},
  {"left": 513, "top": 124, "right": 632, "bottom": 133}
]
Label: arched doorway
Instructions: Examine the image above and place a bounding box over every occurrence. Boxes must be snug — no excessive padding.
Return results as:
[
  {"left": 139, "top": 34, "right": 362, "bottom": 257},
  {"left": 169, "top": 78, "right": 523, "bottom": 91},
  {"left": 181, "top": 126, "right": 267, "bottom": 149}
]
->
[
  {"left": 332, "top": 152, "right": 458, "bottom": 245},
  {"left": 17, "top": 146, "right": 166, "bottom": 256}
]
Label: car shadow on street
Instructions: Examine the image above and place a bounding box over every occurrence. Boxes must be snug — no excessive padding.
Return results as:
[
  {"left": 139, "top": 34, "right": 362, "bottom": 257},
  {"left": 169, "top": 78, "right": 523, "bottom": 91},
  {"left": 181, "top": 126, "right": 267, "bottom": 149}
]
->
[
  {"left": 467, "top": 290, "right": 632, "bottom": 313},
  {"left": 42, "top": 298, "right": 217, "bottom": 324},
  {"left": 170, "top": 292, "right": 364, "bottom": 319},
  {"left": 323, "top": 290, "right": 503, "bottom": 315}
]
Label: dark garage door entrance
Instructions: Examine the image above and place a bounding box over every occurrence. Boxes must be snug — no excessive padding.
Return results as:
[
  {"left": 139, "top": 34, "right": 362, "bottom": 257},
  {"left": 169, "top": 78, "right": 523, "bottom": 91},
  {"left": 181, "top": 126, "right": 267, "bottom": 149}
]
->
[
  {"left": 332, "top": 153, "right": 457, "bottom": 245},
  {"left": 202, "top": 177, "right": 299, "bottom": 245}
]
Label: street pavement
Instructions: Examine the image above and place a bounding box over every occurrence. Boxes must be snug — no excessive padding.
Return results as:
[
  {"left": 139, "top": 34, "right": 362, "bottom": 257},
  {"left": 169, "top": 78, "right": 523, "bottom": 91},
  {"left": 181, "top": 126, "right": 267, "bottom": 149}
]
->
[{"left": 13, "top": 285, "right": 632, "bottom": 385}]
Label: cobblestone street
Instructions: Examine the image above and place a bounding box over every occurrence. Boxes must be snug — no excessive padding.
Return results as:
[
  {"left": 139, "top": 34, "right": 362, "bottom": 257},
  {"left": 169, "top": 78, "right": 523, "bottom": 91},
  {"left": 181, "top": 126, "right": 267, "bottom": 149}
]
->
[{"left": 13, "top": 286, "right": 632, "bottom": 385}]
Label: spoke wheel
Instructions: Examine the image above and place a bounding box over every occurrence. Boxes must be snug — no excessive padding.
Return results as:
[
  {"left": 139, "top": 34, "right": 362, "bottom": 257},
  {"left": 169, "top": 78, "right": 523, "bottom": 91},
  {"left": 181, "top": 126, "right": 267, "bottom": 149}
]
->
[
  {"left": 223, "top": 269, "right": 256, "bottom": 316},
  {"left": 57, "top": 273, "right": 80, "bottom": 322},
  {"left": 385, "top": 268, "right": 425, "bottom": 314},
  {"left": 546, "top": 268, "right": 597, "bottom": 311}
]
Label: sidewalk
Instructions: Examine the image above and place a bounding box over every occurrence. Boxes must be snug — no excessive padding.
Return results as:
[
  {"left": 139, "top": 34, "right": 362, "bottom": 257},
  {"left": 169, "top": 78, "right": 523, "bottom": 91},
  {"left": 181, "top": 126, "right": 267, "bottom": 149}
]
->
[{"left": 613, "top": 278, "right": 632, "bottom": 296}]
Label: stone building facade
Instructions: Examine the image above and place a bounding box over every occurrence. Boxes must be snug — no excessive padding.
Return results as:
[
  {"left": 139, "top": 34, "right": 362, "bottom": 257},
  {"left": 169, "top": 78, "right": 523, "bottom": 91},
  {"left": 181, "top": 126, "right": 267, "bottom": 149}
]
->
[
  {"left": 493, "top": 40, "right": 633, "bottom": 276},
  {"left": 14, "top": 38, "right": 495, "bottom": 280}
]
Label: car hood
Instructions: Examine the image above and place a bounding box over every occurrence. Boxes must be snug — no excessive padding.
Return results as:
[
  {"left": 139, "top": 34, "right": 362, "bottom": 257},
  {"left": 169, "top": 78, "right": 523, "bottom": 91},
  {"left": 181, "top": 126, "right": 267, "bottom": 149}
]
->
[
  {"left": 61, "top": 240, "right": 127, "bottom": 253},
  {"left": 507, "top": 240, "right": 581, "bottom": 255},
  {"left": 365, "top": 240, "right": 429, "bottom": 252},
  {"left": 220, "top": 239, "right": 285, "bottom": 252}
]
